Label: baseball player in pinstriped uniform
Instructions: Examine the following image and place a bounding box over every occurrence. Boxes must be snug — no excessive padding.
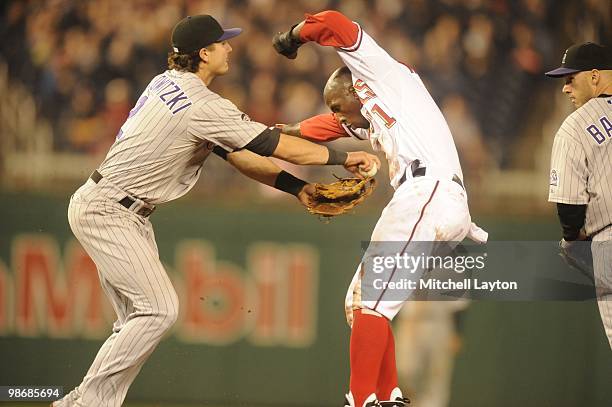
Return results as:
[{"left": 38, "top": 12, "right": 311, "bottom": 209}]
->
[
  {"left": 546, "top": 42, "right": 612, "bottom": 349},
  {"left": 54, "top": 15, "right": 379, "bottom": 407},
  {"left": 273, "top": 10, "right": 487, "bottom": 407}
]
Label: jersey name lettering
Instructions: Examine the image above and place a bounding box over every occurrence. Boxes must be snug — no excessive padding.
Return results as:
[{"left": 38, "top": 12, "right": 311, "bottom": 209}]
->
[
  {"left": 585, "top": 115, "right": 612, "bottom": 145},
  {"left": 353, "top": 79, "right": 376, "bottom": 103},
  {"left": 150, "top": 74, "right": 193, "bottom": 114},
  {"left": 353, "top": 79, "right": 396, "bottom": 128}
]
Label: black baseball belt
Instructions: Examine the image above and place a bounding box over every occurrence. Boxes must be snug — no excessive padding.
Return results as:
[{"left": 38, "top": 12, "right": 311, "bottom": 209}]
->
[
  {"left": 399, "top": 161, "right": 464, "bottom": 190},
  {"left": 90, "top": 170, "right": 155, "bottom": 217}
]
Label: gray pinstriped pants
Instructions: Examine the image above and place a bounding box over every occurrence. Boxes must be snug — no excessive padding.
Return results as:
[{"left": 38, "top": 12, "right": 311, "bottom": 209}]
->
[
  {"left": 55, "top": 180, "right": 179, "bottom": 406},
  {"left": 592, "top": 240, "right": 612, "bottom": 349}
]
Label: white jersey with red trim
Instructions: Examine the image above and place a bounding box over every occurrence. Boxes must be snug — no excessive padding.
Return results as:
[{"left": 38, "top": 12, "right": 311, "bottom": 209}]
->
[
  {"left": 295, "top": 14, "right": 489, "bottom": 406},
  {"left": 301, "top": 11, "right": 463, "bottom": 189},
  {"left": 342, "top": 28, "right": 463, "bottom": 188},
  {"left": 297, "top": 11, "right": 487, "bottom": 328}
]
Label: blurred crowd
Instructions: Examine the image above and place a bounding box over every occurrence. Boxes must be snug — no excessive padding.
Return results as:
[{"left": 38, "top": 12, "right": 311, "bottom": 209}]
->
[{"left": 0, "top": 0, "right": 610, "bottom": 184}]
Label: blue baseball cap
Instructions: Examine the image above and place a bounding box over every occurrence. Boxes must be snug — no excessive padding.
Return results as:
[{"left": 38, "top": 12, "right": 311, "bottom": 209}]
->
[
  {"left": 545, "top": 42, "right": 612, "bottom": 78},
  {"left": 171, "top": 15, "right": 242, "bottom": 54}
]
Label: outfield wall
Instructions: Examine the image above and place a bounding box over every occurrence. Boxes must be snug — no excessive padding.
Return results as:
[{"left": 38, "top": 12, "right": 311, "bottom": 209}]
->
[{"left": 0, "top": 192, "right": 610, "bottom": 406}]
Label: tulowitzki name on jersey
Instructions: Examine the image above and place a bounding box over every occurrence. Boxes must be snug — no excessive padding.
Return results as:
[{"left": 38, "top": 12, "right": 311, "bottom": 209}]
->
[
  {"left": 149, "top": 74, "right": 193, "bottom": 114},
  {"left": 373, "top": 278, "right": 518, "bottom": 291}
]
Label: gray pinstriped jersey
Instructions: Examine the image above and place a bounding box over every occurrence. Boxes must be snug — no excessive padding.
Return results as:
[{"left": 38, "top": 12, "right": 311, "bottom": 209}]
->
[
  {"left": 97, "top": 69, "right": 266, "bottom": 205},
  {"left": 549, "top": 95, "right": 612, "bottom": 239}
]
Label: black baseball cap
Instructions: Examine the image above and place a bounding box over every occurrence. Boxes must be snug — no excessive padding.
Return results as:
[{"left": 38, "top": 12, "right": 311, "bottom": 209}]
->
[
  {"left": 545, "top": 42, "right": 612, "bottom": 78},
  {"left": 171, "top": 15, "right": 242, "bottom": 54}
]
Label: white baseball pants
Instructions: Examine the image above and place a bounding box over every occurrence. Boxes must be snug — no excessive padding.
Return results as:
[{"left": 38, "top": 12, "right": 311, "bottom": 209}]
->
[{"left": 345, "top": 177, "right": 479, "bottom": 323}]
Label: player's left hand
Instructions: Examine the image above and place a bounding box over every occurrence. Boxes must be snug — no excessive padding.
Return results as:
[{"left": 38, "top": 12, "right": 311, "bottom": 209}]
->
[
  {"left": 272, "top": 24, "right": 303, "bottom": 59},
  {"left": 297, "top": 183, "right": 316, "bottom": 207}
]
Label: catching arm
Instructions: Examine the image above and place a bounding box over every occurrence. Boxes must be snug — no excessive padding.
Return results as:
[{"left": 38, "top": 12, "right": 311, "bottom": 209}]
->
[
  {"left": 215, "top": 147, "right": 375, "bottom": 218},
  {"left": 214, "top": 147, "right": 313, "bottom": 203},
  {"left": 241, "top": 127, "right": 379, "bottom": 175}
]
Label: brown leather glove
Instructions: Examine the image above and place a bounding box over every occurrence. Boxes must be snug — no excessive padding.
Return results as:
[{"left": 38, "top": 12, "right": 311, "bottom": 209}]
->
[{"left": 306, "top": 177, "right": 376, "bottom": 218}]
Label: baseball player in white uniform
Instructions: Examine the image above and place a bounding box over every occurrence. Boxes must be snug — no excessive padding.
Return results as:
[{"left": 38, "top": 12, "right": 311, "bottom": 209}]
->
[
  {"left": 546, "top": 42, "right": 612, "bottom": 349},
  {"left": 54, "top": 15, "right": 379, "bottom": 407},
  {"left": 273, "top": 10, "right": 487, "bottom": 407}
]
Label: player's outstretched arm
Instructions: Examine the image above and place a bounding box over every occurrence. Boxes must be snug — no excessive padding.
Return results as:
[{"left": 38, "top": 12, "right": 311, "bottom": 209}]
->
[
  {"left": 230, "top": 126, "right": 376, "bottom": 175},
  {"left": 273, "top": 133, "right": 379, "bottom": 175},
  {"left": 226, "top": 149, "right": 285, "bottom": 186},
  {"left": 273, "top": 10, "right": 358, "bottom": 58},
  {"left": 274, "top": 11, "right": 400, "bottom": 84},
  {"left": 225, "top": 149, "right": 314, "bottom": 204}
]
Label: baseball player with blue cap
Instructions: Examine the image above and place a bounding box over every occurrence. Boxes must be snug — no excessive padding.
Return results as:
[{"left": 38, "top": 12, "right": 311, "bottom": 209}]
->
[
  {"left": 53, "top": 14, "right": 379, "bottom": 407},
  {"left": 546, "top": 41, "right": 612, "bottom": 349}
]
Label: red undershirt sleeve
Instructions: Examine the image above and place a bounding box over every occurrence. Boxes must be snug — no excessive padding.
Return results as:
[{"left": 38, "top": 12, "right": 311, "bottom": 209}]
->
[{"left": 299, "top": 113, "right": 350, "bottom": 142}]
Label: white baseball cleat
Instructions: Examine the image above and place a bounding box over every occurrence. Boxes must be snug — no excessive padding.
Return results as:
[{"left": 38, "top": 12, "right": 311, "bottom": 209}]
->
[
  {"left": 379, "top": 387, "right": 410, "bottom": 406},
  {"left": 344, "top": 391, "right": 381, "bottom": 407}
]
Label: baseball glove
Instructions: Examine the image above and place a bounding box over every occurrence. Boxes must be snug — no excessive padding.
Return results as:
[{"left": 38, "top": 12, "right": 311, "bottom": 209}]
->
[
  {"left": 306, "top": 177, "right": 376, "bottom": 218},
  {"left": 558, "top": 239, "right": 594, "bottom": 283}
]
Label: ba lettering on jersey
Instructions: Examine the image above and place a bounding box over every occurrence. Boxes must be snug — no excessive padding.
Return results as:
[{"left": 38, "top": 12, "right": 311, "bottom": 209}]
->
[{"left": 549, "top": 96, "right": 612, "bottom": 238}]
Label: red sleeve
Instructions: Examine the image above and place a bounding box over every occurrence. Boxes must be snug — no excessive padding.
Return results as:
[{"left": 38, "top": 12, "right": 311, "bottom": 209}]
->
[
  {"left": 300, "top": 113, "right": 349, "bottom": 142},
  {"left": 299, "top": 10, "right": 359, "bottom": 49}
]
